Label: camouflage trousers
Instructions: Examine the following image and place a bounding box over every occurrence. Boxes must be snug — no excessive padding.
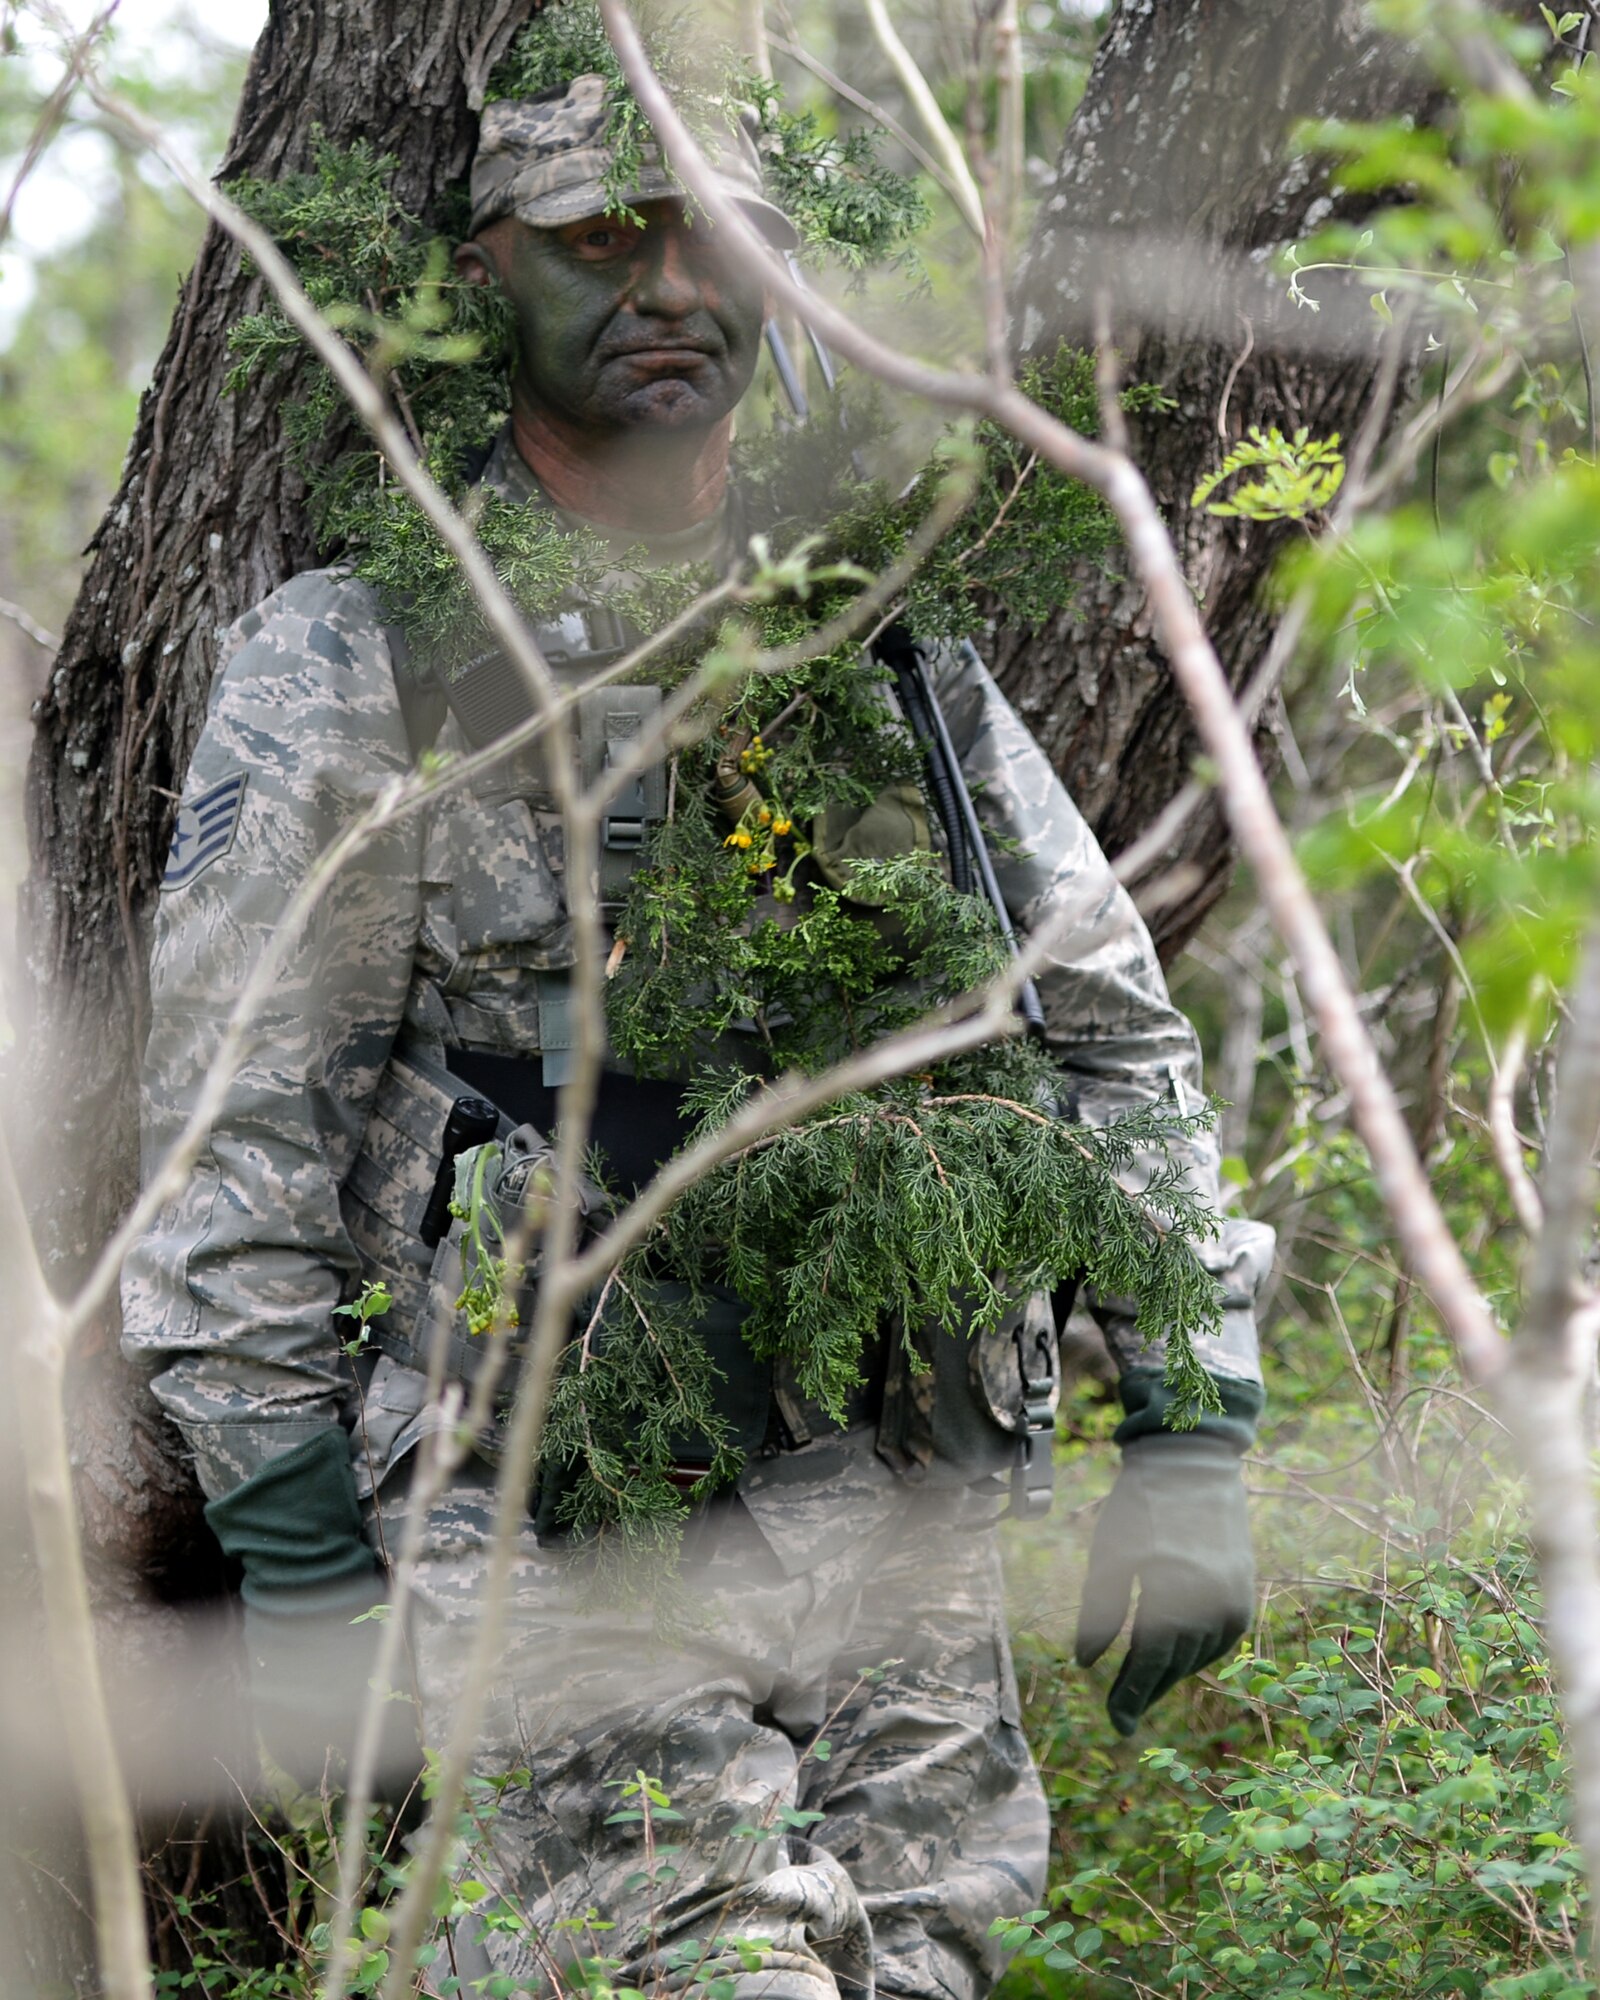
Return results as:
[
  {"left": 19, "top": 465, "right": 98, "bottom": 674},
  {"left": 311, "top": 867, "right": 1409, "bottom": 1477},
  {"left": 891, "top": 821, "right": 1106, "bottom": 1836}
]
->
[{"left": 377, "top": 1428, "right": 1048, "bottom": 2000}]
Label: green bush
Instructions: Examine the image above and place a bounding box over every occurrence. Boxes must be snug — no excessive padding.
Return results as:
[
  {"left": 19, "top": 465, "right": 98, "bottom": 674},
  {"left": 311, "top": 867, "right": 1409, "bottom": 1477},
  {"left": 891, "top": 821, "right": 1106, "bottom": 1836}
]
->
[{"left": 1001, "top": 1532, "right": 1587, "bottom": 2000}]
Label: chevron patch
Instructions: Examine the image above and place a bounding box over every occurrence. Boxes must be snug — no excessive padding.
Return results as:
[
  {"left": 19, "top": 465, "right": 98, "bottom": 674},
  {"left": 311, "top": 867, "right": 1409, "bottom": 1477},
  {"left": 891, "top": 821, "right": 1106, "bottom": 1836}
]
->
[{"left": 161, "top": 771, "right": 248, "bottom": 891}]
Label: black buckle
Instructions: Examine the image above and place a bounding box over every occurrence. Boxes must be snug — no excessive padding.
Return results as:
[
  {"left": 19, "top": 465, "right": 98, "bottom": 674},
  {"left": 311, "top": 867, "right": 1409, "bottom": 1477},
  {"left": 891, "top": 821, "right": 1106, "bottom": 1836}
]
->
[
  {"left": 1007, "top": 1323, "right": 1058, "bottom": 1521},
  {"left": 1009, "top": 1429, "right": 1055, "bottom": 1521}
]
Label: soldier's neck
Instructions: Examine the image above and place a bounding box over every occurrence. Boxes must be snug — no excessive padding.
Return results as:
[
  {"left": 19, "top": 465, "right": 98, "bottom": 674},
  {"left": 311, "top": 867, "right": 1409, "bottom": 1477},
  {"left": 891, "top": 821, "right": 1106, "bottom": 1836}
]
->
[{"left": 511, "top": 404, "right": 731, "bottom": 533}]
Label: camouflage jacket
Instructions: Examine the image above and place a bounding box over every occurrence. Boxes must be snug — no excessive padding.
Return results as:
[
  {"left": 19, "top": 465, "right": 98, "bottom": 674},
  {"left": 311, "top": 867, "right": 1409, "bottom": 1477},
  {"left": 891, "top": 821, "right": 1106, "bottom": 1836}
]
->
[{"left": 121, "top": 463, "right": 1268, "bottom": 1507}]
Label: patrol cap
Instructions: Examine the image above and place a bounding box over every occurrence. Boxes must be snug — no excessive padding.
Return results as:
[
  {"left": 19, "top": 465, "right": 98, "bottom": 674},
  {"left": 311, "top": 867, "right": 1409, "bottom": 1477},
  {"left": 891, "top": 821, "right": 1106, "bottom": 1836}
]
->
[{"left": 469, "top": 72, "right": 798, "bottom": 248}]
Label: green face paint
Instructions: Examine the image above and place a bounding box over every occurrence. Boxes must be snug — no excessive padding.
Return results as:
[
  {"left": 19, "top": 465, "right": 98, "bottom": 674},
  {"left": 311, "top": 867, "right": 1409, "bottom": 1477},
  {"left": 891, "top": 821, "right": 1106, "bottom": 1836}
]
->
[{"left": 490, "top": 198, "right": 766, "bottom": 437}]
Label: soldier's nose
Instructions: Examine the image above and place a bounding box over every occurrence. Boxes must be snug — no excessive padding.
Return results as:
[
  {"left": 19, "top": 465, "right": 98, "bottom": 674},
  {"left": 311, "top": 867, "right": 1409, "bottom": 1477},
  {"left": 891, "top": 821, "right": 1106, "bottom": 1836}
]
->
[{"left": 632, "top": 225, "right": 707, "bottom": 318}]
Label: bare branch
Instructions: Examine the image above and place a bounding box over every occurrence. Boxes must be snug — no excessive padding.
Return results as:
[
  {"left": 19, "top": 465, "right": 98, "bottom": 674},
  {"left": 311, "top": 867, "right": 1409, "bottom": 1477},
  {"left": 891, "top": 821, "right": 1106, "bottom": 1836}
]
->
[
  {"left": 1501, "top": 928, "right": 1600, "bottom": 1967},
  {"left": 1524, "top": 925, "right": 1600, "bottom": 1360},
  {"left": 1490, "top": 1019, "right": 1544, "bottom": 1239},
  {"left": 0, "top": 595, "right": 60, "bottom": 652},
  {"left": 992, "top": 0, "right": 1023, "bottom": 258},
  {"left": 0, "top": 1128, "right": 152, "bottom": 2000},
  {"left": 859, "top": 0, "right": 985, "bottom": 238},
  {"left": 0, "top": 3, "right": 117, "bottom": 246},
  {"left": 732, "top": 0, "right": 770, "bottom": 79}
]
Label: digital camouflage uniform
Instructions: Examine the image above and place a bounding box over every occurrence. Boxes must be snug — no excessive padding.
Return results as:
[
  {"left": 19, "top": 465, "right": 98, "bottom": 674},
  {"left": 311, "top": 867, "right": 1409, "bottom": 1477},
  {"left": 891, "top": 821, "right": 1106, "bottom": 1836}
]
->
[{"left": 121, "top": 71, "right": 1270, "bottom": 2000}]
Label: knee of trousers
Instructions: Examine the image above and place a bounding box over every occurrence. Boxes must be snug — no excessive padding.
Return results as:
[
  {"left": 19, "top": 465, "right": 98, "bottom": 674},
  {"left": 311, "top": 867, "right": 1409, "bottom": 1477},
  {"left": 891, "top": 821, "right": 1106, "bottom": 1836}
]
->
[{"left": 671, "top": 1841, "right": 874, "bottom": 2000}]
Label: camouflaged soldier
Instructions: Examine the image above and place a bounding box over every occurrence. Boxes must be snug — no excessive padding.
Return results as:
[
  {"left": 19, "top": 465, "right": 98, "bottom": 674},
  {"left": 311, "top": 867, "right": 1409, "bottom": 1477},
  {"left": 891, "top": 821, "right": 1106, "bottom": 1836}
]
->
[{"left": 122, "top": 68, "right": 1273, "bottom": 2000}]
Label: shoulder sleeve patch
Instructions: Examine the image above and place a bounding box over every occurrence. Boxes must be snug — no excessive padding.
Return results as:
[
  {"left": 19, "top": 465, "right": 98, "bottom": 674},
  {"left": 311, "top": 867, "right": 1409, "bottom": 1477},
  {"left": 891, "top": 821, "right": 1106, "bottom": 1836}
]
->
[{"left": 161, "top": 771, "right": 248, "bottom": 892}]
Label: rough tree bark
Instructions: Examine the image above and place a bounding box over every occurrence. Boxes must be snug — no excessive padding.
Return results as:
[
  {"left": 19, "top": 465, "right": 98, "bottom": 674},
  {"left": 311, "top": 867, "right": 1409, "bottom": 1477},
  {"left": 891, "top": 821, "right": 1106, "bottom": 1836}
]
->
[
  {"left": 11, "top": 4, "right": 536, "bottom": 1988},
  {"left": 18, "top": 0, "right": 539, "bottom": 1589},
  {"left": 995, "top": 0, "right": 1435, "bottom": 959}
]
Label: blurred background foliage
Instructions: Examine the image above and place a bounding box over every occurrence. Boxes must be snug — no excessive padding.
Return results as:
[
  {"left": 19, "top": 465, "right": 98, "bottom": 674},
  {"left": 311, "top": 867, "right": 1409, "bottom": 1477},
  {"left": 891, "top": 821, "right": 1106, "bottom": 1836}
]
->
[
  {"left": 0, "top": 2, "right": 255, "bottom": 974},
  {"left": 11, "top": 3, "right": 1600, "bottom": 1997}
]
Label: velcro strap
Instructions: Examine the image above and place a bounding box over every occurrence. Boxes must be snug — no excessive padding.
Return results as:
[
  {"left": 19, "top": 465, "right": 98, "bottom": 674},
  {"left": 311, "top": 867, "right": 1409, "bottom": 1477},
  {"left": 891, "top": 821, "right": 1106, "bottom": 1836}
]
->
[
  {"left": 537, "top": 971, "right": 577, "bottom": 1087},
  {"left": 434, "top": 611, "right": 634, "bottom": 753}
]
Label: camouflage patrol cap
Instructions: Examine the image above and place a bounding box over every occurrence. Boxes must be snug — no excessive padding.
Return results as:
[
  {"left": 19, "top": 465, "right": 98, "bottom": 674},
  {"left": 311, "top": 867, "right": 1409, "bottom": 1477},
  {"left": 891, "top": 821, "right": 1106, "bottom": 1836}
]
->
[{"left": 470, "top": 72, "right": 798, "bottom": 247}]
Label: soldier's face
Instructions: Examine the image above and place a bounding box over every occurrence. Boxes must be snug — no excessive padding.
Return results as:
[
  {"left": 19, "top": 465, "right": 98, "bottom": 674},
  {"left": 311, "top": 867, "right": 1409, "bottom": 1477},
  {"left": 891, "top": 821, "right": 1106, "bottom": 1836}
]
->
[{"left": 464, "top": 200, "right": 767, "bottom": 435}]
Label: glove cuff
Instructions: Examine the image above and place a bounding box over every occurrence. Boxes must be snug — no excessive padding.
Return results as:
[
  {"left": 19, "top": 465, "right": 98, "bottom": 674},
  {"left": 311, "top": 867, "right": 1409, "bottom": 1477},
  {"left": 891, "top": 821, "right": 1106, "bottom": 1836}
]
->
[
  {"left": 205, "top": 1428, "right": 380, "bottom": 1611},
  {"left": 1113, "top": 1367, "right": 1263, "bottom": 1455}
]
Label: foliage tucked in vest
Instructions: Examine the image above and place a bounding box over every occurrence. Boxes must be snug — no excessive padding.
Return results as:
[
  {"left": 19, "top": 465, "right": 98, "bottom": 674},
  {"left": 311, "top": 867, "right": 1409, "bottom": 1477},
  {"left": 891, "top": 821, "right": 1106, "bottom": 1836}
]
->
[{"left": 222, "top": 27, "right": 1220, "bottom": 1553}]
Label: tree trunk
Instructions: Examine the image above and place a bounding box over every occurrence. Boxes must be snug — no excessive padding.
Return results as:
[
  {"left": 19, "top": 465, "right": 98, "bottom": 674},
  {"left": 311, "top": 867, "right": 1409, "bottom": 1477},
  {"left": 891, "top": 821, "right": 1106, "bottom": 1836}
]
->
[
  {"left": 18, "top": 0, "right": 538, "bottom": 1576},
  {"left": 994, "top": 0, "right": 1437, "bottom": 960},
  {"left": 12, "top": 4, "right": 535, "bottom": 1989}
]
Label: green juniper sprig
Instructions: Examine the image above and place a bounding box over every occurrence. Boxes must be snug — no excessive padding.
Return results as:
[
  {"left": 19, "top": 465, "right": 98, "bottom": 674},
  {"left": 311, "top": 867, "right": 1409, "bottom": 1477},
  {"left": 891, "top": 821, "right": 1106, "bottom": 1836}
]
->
[
  {"left": 658, "top": 1063, "right": 1223, "bottom": 1420},
  {"left": 527, "top": 1046, "right": 1224, "bottom": 1558}
]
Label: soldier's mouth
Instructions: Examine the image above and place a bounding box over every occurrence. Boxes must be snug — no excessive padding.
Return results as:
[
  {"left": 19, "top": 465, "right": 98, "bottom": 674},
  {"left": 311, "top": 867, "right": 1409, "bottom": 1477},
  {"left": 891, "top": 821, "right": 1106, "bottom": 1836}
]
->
[{"left": 612, "top": 347, "right": 716, "bottom": 369}]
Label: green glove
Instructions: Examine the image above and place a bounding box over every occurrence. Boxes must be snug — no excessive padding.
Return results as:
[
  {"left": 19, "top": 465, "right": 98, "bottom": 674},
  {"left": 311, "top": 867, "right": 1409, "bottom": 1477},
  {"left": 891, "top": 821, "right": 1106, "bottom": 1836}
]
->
[
  {"left": 205, "top": 1429, "right": 419, "bottom": 1793},
  {"left": 1074, "top": 1370, "right": 1261, "bottom": 1737}
]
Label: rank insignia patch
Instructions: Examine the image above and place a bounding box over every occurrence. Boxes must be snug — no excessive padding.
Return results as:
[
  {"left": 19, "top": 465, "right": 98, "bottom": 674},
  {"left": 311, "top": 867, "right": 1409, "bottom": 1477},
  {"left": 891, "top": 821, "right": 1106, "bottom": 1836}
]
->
[{"left": 162, "top": 771, "right": 247, "bottom": 891}]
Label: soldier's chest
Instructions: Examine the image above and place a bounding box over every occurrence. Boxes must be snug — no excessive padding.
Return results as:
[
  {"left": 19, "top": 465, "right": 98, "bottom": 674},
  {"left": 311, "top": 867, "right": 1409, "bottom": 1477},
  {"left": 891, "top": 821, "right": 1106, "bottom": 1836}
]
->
[{"left": 408, "top": 675, "right": 667, "bottom": 1051}]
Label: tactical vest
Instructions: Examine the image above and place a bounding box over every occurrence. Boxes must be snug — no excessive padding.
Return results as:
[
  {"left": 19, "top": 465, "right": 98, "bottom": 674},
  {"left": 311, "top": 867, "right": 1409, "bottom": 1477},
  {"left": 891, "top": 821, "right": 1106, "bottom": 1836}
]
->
[{"left": 342, "top": 597, "right": 1060, "bottom": 1519}]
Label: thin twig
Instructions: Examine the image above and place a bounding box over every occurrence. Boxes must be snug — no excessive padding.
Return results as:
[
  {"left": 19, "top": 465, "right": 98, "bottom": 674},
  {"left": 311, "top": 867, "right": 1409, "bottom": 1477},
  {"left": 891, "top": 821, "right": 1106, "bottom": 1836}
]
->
[
  {"left": 859, "top": 0, "right": 985, "bottom": 238},
  {"left": 1489, "top": 1018, "right": 1544, "bottom": 1237},
  {"left": 1216, "top": 314, "right": 1256, "bottom": 441},
  {"left": 0, "top": 1128, "right": 152, "bottom": 2000},
  {"left": 0, "top": 595, "right": 60, "bottom": 651},
  {"left": 0, "top": 2, "right": 117, "bottom": 246},
  {"left": 767, "top": 28, "right": 971, "bottom": 220}
]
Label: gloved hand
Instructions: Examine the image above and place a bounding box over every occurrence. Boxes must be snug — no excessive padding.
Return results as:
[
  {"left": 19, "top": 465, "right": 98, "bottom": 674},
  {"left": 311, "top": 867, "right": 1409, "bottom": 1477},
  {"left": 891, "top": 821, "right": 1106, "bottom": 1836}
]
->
[
  {"left": 1074, "top": 1369, "right": 1261, "bottom": 1737},
  {"left": 205, "top": 1429, "right": 420, "bottom": 1793}
]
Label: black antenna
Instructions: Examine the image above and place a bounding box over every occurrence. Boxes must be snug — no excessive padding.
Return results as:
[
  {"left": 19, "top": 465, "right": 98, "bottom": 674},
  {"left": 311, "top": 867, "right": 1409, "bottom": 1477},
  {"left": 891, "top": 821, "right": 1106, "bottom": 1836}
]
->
[{"left": 763, "top": 316, "right": 810, "bottom": 419}]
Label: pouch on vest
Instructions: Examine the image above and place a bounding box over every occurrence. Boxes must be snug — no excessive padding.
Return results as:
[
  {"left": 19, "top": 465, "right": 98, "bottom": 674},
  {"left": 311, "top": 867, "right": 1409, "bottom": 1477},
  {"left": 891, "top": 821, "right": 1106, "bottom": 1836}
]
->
[
  {"left": 971, "top": 1288, "right": 1061, "bottom": 1520},
  {"left": 413, "top": 1125, "right": 608, "bottom": 1420},
  {"left": 876, "top": 1288, "right": 1060, "bottom": 1517},
  {"left": 809, "top": 781, "right": 934, "bottom": 901},
  {"left": 342, "top": 1047, "right": 502, "bottom": 1355},
  {"left": 417, "top": 616, "right": 666, "bottom": 918}
]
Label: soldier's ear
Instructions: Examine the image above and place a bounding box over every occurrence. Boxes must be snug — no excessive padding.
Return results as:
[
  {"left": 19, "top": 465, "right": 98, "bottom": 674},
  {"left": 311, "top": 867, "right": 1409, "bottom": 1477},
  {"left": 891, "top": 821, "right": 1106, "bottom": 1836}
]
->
[{"left": 454, "top": 240, "right": 499, "bottom": 288}]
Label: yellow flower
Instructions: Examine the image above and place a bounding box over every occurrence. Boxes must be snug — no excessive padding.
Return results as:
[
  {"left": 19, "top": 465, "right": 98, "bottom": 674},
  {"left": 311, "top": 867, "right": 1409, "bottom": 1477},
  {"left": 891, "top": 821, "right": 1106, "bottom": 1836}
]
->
[
  {"left": 772, "top": 817, "right": 792, "bottom": 836},
  {"left": 758, "top": 806, "right": 773, "bottom": 825},
  {"left": 726, "top": 830, "right": 753, "bottom": 850}
]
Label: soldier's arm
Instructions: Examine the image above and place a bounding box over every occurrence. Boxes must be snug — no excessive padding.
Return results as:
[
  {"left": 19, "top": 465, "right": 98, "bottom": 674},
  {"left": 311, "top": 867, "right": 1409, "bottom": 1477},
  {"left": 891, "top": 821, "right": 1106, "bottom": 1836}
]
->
[
  {"left": 119, "top": 570, "right": 424, "bottom": 1501},
  {"left": 930, "top": 635, "right": 1268, "bottom": 1732},
  {"left": 925, "top": 636, "right": 1267, "bottom": 1406}
]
